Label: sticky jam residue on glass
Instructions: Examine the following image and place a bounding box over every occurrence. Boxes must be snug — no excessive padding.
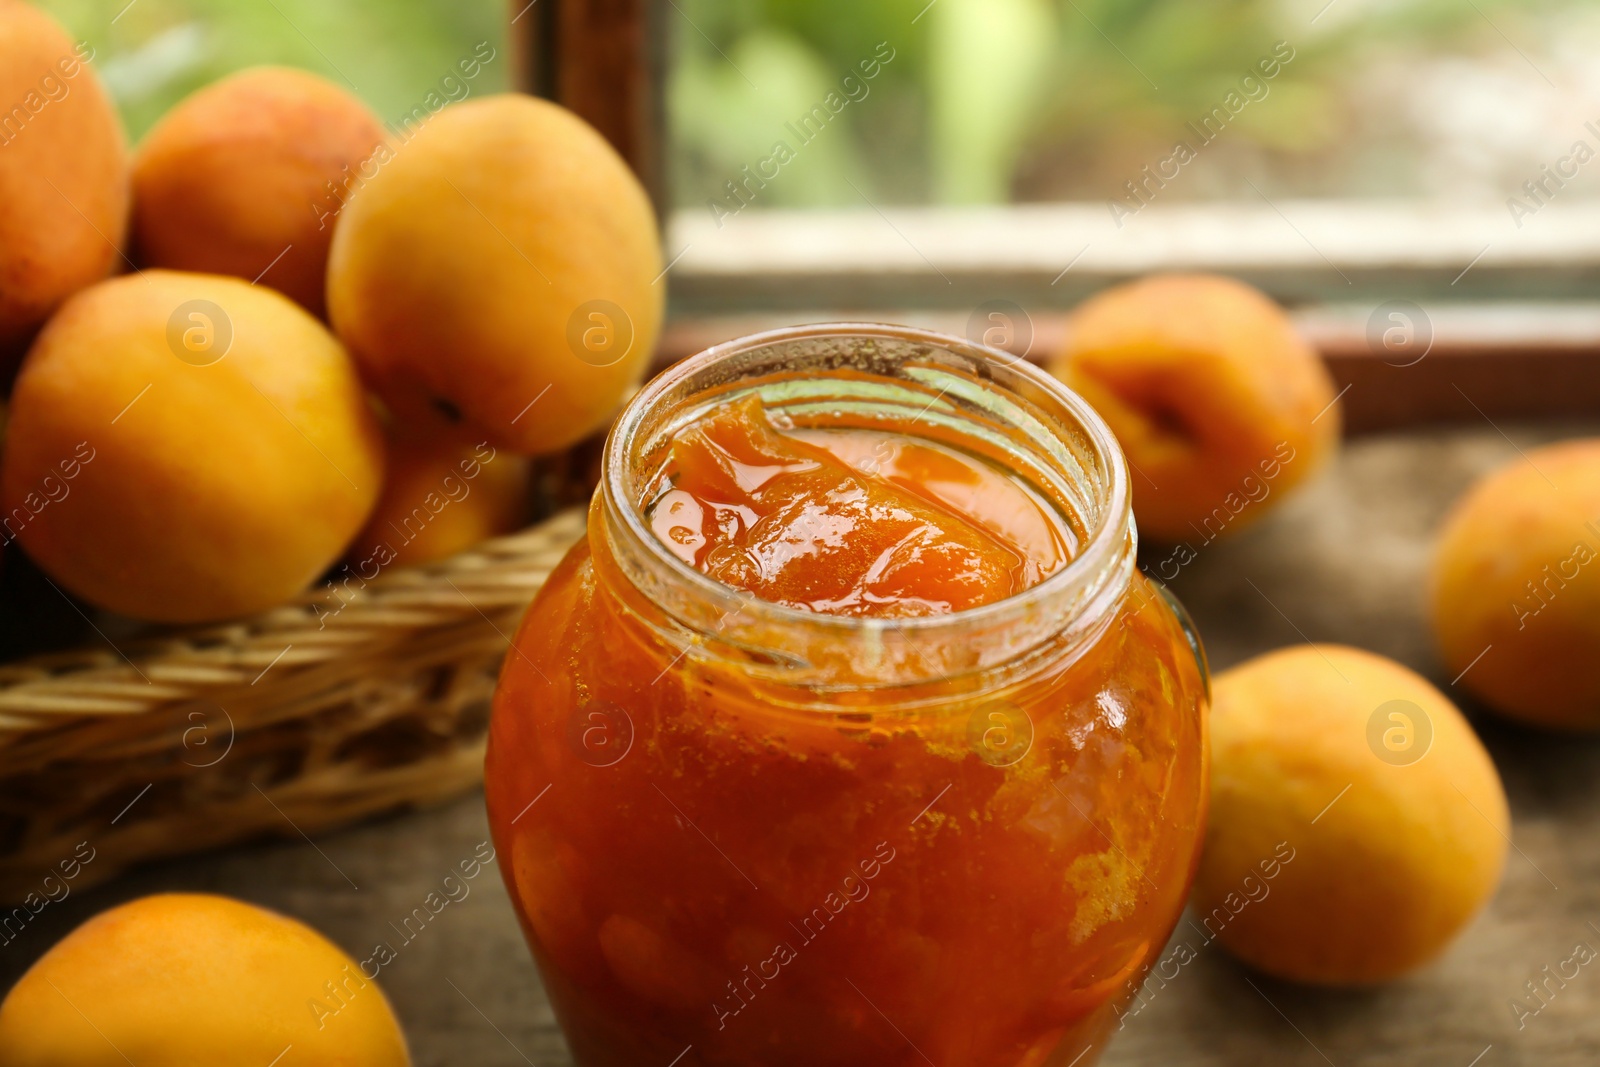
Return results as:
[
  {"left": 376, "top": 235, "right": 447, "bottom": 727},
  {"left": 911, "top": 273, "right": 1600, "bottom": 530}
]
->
[{"left": 643, "top": 395, "right": 1078, "bottom": 618}]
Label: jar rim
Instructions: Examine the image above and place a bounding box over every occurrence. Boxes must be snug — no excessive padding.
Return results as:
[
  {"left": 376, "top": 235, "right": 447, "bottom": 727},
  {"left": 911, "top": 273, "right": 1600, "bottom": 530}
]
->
[{"left": 599, "top": 322, "right": 1136, "bottom": 686}]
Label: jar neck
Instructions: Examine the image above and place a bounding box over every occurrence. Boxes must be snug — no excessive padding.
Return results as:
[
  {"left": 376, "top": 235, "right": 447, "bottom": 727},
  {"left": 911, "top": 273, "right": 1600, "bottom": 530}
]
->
[{"left": 595, "top": 323, "right": 1136, "bottom": 693}]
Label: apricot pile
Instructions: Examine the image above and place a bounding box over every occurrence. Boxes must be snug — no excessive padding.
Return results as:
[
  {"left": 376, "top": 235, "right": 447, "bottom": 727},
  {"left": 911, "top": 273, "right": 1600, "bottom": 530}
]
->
[{"left": 0, "top": 2, "right": 663, "bottom": 625}]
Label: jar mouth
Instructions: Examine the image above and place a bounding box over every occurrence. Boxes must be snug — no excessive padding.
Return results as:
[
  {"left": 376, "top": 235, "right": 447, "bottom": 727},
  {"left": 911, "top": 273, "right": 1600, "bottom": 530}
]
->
[{"left": 599, "top": 323, "right": 1136, "bottom": 689}]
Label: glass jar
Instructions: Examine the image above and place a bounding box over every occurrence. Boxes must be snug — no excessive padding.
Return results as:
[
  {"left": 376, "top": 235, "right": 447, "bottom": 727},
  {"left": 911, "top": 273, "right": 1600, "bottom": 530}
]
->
[{"left": 486, "top": 324, "right": 1209, "bottom": 1067}]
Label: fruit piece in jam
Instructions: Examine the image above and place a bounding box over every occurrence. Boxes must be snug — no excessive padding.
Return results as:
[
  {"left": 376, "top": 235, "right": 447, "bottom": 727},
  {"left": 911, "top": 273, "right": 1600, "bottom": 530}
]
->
[{"left": 645, "top": 395, "right": 1077, "bottom": 616}]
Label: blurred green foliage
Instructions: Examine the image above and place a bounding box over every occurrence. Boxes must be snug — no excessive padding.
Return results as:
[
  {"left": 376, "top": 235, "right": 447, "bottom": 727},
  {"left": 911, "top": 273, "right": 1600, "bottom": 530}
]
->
[
  {"left": 23, "top": 0, "right": 1581, "bottom": 211},
  {"left": 672, "top": 0, "right": 1582, "bottom": 209},
  {"left": 33, "top": 0, "right": 508, "bottom": 140}
]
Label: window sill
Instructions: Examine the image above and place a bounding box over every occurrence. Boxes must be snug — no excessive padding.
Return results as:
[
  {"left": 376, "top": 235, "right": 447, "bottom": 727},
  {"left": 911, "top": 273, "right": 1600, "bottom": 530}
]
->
[{"left": 664, "top": 201, "right": 1600, "bottom": 313}]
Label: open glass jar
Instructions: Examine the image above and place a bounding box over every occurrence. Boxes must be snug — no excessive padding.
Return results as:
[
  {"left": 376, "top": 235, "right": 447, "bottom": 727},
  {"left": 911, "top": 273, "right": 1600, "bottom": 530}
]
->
[{"left": 486, "top": 324, "right": 1209, "bottom": 1067}]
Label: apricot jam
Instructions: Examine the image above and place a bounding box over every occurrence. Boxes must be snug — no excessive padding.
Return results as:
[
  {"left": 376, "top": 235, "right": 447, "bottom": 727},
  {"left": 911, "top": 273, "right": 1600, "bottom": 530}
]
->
[
  {"left": 648, "top": 395, "right": 1076, "bottom": 618},
  {"left": 487, "top": 325, "right": 1209, "bottom": 1067}
]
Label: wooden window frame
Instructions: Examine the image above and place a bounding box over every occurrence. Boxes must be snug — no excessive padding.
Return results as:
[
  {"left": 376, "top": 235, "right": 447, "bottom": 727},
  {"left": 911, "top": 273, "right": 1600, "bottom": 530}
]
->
[{"left": 513, "top": 0, "right": 1600, "bottom": 435}]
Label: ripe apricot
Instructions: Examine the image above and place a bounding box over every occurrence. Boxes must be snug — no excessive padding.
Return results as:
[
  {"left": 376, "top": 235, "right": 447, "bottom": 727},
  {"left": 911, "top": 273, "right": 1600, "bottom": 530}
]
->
[
  {"left": 327, "top": 94, "right": 663, "bottom": 456},
  {"left": 132, "top": 66, "right": 387, "bottom": 316},
  {"left": 0, "top": 2, "right": 129, "bottom": 355},
  {"left": 349, "top": 428, "right": 530, "bottom": 569},
  {"left": 0, "top": 893, "right": 411, "bottom": 1066},
  {"left": 1431, "top": 439, "right": 1600, "bottom": 730},
  {"left": 0, "top": 270, "right": 383, "bottom": 622},
  {"left": 1049, "top": 274, "right": 1339, "bottom": 543},
  {"left": 1198, "top": 645, "right": 1508, "bottom": 985}
]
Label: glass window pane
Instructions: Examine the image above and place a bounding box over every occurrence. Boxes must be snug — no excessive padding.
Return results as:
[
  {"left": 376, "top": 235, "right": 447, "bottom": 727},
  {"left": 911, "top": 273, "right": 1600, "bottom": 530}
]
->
[{"left": 668, "top": 0, "right": 1585, "bottom": 211}]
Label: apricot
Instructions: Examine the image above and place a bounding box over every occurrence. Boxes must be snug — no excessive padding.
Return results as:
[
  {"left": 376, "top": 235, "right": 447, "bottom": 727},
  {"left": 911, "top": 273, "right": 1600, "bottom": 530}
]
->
[
  {"left": 0, "top": 2, "right": 129, "bottom": 355},
  {"left": 0, "top": 893, "right": 411, "bottom": 1066},
  {"left": 1431, "top": 439, "right": 1600, "bottom": 730},
  {"left": 1049, "top": 274, "right": 1339, "bottom": 543},
  {"left": 349, "top": 428, "right": 530, "bottom": 569},
  {"left": 1197, "top": 645, "right": 1508, "bottom": 985},
  {"left": 132, "top": 66, "right": 387, "bottom": 316},
  {"left": 327, "top": 94, "right": 662, "bottom": 455},
  {"left": 0, "top": 270, "right": 383, "bottom": 623}
]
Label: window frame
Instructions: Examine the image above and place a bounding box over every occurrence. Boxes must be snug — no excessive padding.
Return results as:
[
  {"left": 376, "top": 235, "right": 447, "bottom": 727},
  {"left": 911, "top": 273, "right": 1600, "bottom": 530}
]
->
[{"left": 517, "top": 0, "right": 1600, "bottom": 435}]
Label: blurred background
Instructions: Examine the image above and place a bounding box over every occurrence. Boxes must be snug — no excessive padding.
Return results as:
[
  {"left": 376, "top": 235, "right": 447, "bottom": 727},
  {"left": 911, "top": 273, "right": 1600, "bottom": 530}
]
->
[
  {"left": 34, "top": 0, "right": 1595, "bottom": 213},
  {"left": 34, "top": 0, "right": 509, "bottom": 139},
  {"left": 669, "top": 0, "right": 1590, "bottom": 209}
]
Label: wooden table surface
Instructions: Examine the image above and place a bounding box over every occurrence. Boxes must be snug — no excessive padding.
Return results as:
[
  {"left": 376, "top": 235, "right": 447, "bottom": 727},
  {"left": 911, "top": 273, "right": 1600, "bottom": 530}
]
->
[{"left": 5, "top": 420, "right": 1599, "bottom": 1067}]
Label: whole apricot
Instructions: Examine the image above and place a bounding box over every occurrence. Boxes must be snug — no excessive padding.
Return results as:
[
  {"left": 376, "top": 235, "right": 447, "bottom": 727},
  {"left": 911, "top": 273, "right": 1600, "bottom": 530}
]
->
[
  {"left": 0, "top": 893, "right": 411, "bottom": 1066},
  {"left": 0, "top": 270, "right": 383, "bottom": 622},
  {"left": 1197, "top": 645, "right": 1508, "bottom": 985},
  {"left": 327, "top": 94, "right": 663, "bottom": 455},
  {"left": 132, "top": 66, "right": 387, "bottom": 316},
  {"left": 0, "top": 2, "right": 129, "bottom": 354},
  {"left": 1049, "top": 274, "right": 1339, "bottom": 543},
  {"left": 349, "top": 428, "right": 530, "bottom": 569},
  {"left": 1431, "top": 439, "right": 1600, "bottom": 730}
]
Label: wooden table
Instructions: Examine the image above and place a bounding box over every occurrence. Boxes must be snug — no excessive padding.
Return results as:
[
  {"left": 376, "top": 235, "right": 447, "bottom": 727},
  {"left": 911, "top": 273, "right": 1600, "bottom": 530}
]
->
[{"left": 5, "top": 420, "right": 1597, "bottom": 1066}]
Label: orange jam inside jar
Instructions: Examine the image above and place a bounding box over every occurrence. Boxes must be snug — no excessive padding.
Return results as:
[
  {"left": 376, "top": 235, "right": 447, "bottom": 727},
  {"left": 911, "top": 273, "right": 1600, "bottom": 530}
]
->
[{"left": 486, "top": 325, "right": 1210, "bottom": 1067}]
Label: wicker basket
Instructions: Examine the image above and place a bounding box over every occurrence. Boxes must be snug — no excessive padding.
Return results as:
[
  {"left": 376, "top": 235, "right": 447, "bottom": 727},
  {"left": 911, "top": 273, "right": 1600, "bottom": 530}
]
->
[{"left": 0, "top": 507, "right": 588, "bottom": 904}]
